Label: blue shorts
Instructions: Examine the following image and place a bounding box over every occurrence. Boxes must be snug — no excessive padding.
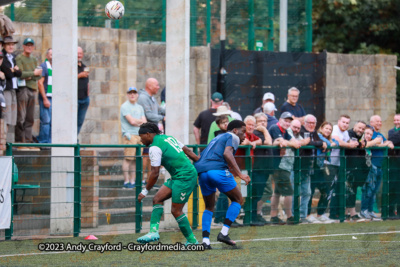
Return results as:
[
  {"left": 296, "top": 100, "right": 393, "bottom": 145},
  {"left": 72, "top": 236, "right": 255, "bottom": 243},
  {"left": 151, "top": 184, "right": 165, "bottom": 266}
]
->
[{"left": 198, "top": 170, "right": 237, "bottom": 197}]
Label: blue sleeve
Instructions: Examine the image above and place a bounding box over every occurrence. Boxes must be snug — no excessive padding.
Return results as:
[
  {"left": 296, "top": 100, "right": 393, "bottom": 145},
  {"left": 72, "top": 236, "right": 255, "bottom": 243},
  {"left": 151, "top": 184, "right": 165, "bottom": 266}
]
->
[
  {"left": 226, "top": 134, "right": 239, "bottom": 151},
  {"left": 380, "top": 133, "right": 387, "bottom": 141},
  {"left": 41, "top": 63, "right": 48, "bottom": 77},
  {"left": 284, "top": 132, "right": 291, "bottom": 141},
  {"left": 373, "top": 132, "right": 386, "bottom": 141},
  {"left": 318, "top": 134, "right": 332, "bottom": 147},
  {"left": 269, "top": 126, "right": 282, "bottom": 140},
  {"left": 332, "top": 138, "right": 339, "bottom": 146}
]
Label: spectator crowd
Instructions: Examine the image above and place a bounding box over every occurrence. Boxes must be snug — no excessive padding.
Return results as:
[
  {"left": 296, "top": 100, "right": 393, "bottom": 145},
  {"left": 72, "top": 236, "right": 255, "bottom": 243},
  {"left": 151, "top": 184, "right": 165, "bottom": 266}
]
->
[
  {"left": 0, "top": 33, "right": 398, "bottom": 226},
  {"left": 193, "top": 88, "right": 400, "bottom": 225},
  {"left": 0, "top": 35, "right": 90, "bottom": 149}
]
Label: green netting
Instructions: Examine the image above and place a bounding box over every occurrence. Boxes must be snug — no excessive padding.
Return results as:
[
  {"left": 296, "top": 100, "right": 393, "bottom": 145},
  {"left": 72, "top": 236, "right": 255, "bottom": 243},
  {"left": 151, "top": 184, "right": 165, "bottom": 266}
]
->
[
  {"left": 4, "top": 0, "right": 308, "bottom": 51},
  {"left": 287, "top": 0, "right": 307, "bottom": 52}
]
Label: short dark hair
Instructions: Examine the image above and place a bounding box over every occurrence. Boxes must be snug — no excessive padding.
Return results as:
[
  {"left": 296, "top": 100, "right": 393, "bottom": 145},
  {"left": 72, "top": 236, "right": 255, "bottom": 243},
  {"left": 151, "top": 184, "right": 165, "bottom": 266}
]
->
[
  {"left": 227, "top": 120, "right": 246, "bottom": 131},
  {"left": 216, "top": 115, "right": 229, "bottom": 125},
  {"left": 355, "top": 120, "right": 367, "bottom": 126},
  {"left": 139, "top": 122, "right": 162, "bottom": 135}
]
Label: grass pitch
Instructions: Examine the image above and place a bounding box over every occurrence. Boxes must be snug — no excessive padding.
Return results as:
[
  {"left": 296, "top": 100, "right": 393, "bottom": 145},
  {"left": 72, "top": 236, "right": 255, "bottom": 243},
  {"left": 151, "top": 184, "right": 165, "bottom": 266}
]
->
[{"left": 1, "top": 220, "right": 400, "bottom": 266}]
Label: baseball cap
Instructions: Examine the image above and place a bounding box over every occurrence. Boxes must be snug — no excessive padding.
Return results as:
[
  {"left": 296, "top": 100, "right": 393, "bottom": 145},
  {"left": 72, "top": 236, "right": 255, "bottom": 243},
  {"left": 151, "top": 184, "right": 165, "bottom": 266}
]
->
[
  {"left": 127, "top": 87, "right": 138, "bottom": 93},
  {"left": 263, "top": 102, "right": 277, "bottom": 113},
  {"left": 211, "top": 92, "right": 223, "bottom": 102},
  {"left": 23, "top": 38, "right": 34, "bottom": 45},
  {"left": 263, "top": 92, "right": 275, "bottom": 101},
  {"left": 280, "top": 112, "right": 294, "bottom": 120}
]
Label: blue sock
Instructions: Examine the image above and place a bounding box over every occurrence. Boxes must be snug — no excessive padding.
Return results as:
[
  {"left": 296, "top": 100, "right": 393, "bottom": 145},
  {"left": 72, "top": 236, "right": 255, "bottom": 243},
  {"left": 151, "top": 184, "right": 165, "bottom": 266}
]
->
[
  {"left": 224, "top": 202, "right": 241, "bottom": 227},
  {"left": 202, "top": 209, "right": 213, "bottom": 237}
]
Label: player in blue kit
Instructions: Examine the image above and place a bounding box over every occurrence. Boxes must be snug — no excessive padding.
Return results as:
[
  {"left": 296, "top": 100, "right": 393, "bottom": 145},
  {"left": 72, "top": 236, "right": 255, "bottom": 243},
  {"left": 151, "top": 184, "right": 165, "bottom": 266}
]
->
[{"left": 194, "top": 120, "right": 250, "bottom": 249}]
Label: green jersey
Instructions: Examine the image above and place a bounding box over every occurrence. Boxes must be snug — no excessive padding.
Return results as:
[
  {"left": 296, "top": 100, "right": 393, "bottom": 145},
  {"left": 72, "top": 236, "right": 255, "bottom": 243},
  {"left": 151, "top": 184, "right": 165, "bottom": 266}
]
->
[{"left": 149, "top": 135, "right": 197, "bottom": 179}]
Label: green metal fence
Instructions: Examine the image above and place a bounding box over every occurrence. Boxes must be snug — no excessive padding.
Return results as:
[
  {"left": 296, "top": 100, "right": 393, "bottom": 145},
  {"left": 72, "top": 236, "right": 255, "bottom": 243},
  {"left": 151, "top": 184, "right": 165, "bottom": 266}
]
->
[
  {"left": 3, "top": 143, "right": 398, "bottom": 240},
  {"left": 5, "top": 0, "right": 311, "bottom": 51}
]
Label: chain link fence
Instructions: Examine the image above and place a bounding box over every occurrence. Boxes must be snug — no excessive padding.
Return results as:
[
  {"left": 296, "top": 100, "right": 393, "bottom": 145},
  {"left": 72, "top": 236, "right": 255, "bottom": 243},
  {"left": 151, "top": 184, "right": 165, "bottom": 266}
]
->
[{"left": 4, "top": 0, "right": 310, "bottom": 51}]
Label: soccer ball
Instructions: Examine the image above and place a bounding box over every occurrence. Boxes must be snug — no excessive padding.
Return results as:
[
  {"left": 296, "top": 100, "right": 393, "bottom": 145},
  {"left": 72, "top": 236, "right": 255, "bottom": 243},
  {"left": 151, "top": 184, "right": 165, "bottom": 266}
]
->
[{"left": 105, "top": 1, "right": 125, "bottom": 20}]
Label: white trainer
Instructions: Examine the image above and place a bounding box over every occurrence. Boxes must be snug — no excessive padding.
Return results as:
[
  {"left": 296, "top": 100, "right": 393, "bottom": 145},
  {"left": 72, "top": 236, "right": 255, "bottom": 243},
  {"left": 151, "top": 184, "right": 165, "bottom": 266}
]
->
[
  {"left": 318, "top": 214, "right": 335, "bottom": 224},
  {"left": 306, "top": 215, "right": 320, "bottom": 224}
]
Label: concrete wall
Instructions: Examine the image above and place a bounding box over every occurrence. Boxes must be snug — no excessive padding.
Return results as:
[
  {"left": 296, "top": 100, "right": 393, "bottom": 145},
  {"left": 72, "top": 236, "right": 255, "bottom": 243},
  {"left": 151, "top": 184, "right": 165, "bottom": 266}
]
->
[
  {"left": 3, "top": 22, "right": 396, "bottom": 148},
  {"left": 8, "top": 22, "right": 210, "bottom": 145},
  {"left": 325, "top": 53, "right": 397, "bottom": 135},
  {"left": 135, "top": 43, "right": 210, "bottom": 143}
]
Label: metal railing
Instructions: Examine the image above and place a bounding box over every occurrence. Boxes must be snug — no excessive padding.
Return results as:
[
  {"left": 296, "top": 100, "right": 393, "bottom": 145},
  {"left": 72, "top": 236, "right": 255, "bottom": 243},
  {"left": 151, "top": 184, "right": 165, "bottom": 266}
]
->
[{"left": 3, "top": 143, "right": 399, "bottom": 240}]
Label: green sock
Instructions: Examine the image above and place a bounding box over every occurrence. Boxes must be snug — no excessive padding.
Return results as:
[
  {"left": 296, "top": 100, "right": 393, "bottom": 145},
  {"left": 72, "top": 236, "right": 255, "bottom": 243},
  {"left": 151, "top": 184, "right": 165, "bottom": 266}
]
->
[
  {"left": 149, "top": 204, "right": 163, "bottom": 233},
  {"left": 176, "top": 214, "right": 197, "bottom": 243}
]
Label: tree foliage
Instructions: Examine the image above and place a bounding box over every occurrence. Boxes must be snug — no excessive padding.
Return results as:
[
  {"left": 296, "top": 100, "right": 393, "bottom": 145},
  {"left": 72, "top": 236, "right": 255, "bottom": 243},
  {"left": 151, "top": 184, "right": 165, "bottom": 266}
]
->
[
  {"left": 313, "top": 0, "right": 400, "bottom": 55},
  {"left": 313, "top": 0, "right": 400, "bottom": 112}
]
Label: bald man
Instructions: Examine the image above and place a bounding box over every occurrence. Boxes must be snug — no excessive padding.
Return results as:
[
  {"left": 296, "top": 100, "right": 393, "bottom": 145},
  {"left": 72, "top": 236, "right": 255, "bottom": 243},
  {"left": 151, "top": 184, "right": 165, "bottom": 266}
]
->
[
  {"left": 138, "top": 78, "right": 165, "bottom": 185},
  {"left": 361, "top": 115, "right": 394, "bottom": 220},
  {"left": 138, "top": 78, "right": 165, "bottom": 124},
  {"left": 77, "top": 46, "right": 90, "bottom": 134}
]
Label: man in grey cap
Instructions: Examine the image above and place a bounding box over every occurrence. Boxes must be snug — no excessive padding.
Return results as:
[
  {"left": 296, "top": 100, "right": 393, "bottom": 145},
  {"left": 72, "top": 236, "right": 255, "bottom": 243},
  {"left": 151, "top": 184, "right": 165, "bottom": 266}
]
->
[
  {"left": 267, "top": 111, "right": 301, "bottom": 225},
  {"left": 15, "top": 38, "right": 42, "bottom": 150}
]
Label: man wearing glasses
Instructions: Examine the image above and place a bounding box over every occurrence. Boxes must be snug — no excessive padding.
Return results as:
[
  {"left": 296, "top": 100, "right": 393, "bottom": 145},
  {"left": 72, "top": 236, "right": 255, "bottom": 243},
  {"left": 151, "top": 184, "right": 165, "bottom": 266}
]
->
[
  {"left": 299, "top": 114, "right": 327, "bottom": 223},
  {"left": 280, "top": 87, "right": 306, "bottom": 124}
]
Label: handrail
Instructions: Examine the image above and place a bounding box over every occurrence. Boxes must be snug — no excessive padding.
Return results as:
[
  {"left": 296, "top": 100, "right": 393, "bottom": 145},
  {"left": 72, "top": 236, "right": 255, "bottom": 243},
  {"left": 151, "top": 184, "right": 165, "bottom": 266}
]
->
[
  {"left": 4, "top": 142, "right": 399, "bottom": 240},
  {"left": 6, "top": 143, "right": 400, "bottom": 150}
]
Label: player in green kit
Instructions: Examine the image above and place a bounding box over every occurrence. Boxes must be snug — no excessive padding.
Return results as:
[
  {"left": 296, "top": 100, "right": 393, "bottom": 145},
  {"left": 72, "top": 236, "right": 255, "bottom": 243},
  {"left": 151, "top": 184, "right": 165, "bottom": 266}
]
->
[{"left": 137, "top": 123, "right": 200, "bottom": 245}]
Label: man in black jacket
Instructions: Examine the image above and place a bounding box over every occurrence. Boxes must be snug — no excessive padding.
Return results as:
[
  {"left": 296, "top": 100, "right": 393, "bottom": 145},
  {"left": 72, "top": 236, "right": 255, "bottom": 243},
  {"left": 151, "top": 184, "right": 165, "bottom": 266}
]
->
[
  {"left": 388, "top": 116, "right": 400, "bottom": 219},
  {"left": 1, "top": 36, "right": 22, "bottom": 137},
  {"left": 299, "top": 114, "right": 326, "bottom": 223},
  {"left": 346, "top": 121, "right": 369, "bottom": 219}
]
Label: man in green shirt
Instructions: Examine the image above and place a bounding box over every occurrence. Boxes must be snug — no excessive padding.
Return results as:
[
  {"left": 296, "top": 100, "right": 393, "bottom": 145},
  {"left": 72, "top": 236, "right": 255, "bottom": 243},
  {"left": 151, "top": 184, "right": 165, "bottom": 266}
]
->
[
  {"left": 15, "top": 38, "right": 42, "bottom": 148},
  {"left": 207, "top": 105, "right": 234, "bottom": 143},
  {"left": 388, "top": 114, "right": 400, "bottom": 139},
  {"left": 137, "top": 123, "right": 200, "bottom": 245}
]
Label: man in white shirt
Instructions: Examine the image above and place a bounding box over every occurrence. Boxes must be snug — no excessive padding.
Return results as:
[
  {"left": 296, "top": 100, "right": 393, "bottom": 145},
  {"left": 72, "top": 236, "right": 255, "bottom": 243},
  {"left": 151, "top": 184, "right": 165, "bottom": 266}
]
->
[{"left": 330, "top": 114, "right": 358, "bottom": 221}]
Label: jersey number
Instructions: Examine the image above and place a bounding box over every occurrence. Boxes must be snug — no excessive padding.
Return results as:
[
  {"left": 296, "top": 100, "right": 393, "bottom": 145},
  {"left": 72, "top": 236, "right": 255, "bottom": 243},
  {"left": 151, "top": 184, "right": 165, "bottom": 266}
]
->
[{"left": 164, "top": 137, "right": 183, "bottom": 153}]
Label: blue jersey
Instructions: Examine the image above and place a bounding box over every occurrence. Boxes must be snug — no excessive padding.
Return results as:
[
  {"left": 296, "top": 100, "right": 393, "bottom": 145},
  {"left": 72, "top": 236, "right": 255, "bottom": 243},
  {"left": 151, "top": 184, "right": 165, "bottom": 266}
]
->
[{"left": 194, "top": 132, "right": 240, "bottom": 174}]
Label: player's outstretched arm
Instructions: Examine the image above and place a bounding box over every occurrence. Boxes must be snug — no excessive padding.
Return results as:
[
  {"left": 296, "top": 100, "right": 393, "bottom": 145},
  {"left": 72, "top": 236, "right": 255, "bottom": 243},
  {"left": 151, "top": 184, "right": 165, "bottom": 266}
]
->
[
  {"left": 182, "top": 146, "right": 200, "bottom": 162},
  {"left": 138, "top": 166, "right": 160, "bottom": 203},
  {"left": 223, "top": 146, "right": 250, "bottom": 185}
]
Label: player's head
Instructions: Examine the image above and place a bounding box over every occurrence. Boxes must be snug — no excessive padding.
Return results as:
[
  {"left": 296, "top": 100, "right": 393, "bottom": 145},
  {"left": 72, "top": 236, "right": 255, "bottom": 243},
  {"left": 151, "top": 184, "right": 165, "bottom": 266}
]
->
[
  {"left": 227, "top": 120, "right": 246, "bottom": 143},
  {"left": 139, "top": 122, "right": 162, "bottom": 146}
]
